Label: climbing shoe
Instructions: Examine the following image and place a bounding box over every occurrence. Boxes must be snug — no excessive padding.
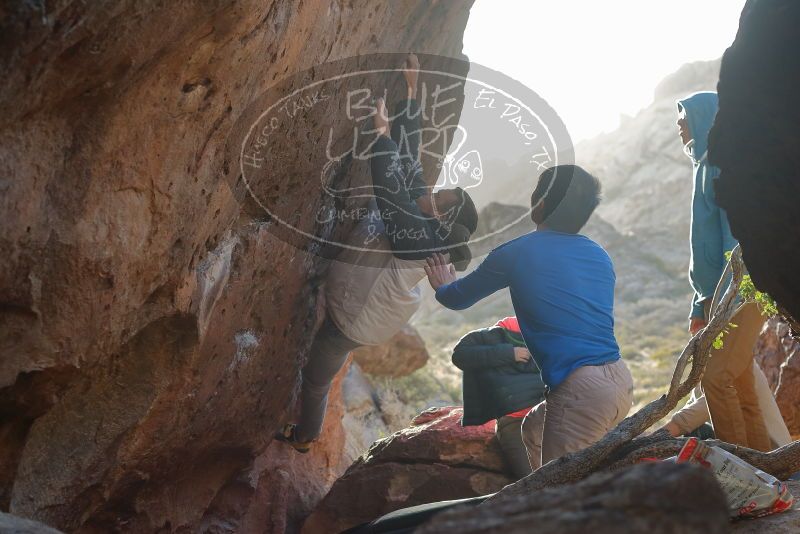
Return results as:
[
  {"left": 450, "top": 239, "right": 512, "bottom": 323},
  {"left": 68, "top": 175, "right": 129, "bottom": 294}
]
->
[{"left": 274, "top": 423, "right": 312, "bottom": 454}]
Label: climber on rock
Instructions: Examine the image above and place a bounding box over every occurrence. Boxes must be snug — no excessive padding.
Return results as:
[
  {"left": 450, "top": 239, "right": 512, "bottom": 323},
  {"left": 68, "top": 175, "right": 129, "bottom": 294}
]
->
[
  {"left": 451, "top": 316, "right": 546, "bottom": 479},
  {"left": 276, "top": 53, "right": 478, "bottom": 453},
  {"left": 424, "top": 164, "right": 634, "bottom": 469},
  {"left": 670, "top": 91, "right": 772, "bottom": 451}
]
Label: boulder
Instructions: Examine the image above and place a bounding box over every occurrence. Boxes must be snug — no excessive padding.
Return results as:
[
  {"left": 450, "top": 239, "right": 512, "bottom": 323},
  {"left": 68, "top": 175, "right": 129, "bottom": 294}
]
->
[
  {"left": 755, "top": 318, "right": 800, "bottom": 437},
  {"left": 343, "top": 363, "right": 380, "bottom": 420},
  {"left": 302, "top": 407, "right": 512, "bottom": 533},
  {"left": 418, "top": 462, "right": 730, "bottom": 534},
  {"left": 775, "top": 360, "right": 800, "bottom": 439},
  {"left": 341, "top": 363, "right": 392, "bottom": 461},
  {"left": 360, "top": 406, "right": 507, "bottom": 472},
  {"left": 351, "top": 325, "right": 430, "bottom": 378},
  {"left": 754, "top": 318, "right": 793, "bottom": 391},
  {"left": 194, "top": 366, "right": 352, "bottom": 534},
  {"left": 0, "top": 1, "right": 474, "bottom": 531},
  {"left": 709, "top": 0, "right": 800, "bottom": 327}
]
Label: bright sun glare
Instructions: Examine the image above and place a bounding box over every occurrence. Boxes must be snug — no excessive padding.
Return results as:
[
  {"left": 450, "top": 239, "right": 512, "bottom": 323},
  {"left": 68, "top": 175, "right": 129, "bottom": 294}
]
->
[{"left": 464, "top": 0, "right": 746, "bottom": 142}]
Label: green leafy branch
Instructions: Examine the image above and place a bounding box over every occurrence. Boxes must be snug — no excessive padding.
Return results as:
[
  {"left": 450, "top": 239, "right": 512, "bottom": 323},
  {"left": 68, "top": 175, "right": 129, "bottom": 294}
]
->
[
  {"left": 713, "top": 322, "right": 737, "bottom": 350},
  {"left": 713, "top": 251, "right": 779, "bottom": 349},
  {"left": 723, "top": 250, "right": 779, "bottom": 317},
  {"left": 738, "top": 274, "right": 779, "bottom": 317}
]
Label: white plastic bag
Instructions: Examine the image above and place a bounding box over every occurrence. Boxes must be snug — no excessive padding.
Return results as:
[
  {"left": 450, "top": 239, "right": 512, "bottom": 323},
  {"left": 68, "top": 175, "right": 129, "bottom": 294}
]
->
[{"left": 676, "top": 437, "right": 794, "bottom": 518}]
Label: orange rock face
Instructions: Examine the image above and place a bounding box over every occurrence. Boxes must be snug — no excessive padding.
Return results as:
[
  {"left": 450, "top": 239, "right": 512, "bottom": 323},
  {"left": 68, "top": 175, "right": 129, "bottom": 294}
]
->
[
  {"left": 351, "top": 325, "right": 430, "bottom": 377},
  {"left": 196, "top": 365, "right": 352, "bottom": 534},
  {"left": 0, "top": 1, "right": 473, "bottom": 532}
]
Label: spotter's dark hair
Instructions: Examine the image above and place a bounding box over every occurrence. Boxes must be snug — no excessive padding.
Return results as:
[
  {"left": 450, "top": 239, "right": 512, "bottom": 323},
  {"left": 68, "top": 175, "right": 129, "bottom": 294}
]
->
[{"left": 530, "top": 165, "right": 601, "bottom": 234}]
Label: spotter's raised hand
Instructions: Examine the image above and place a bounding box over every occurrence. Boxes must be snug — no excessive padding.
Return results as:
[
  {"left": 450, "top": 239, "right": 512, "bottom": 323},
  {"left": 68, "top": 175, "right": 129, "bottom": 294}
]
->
[
  {"left": 403, "top": 53, "right": 420, "bottom": 98},
  {"left": 424, "top": 252, "right": 457, "bottom": 290}
]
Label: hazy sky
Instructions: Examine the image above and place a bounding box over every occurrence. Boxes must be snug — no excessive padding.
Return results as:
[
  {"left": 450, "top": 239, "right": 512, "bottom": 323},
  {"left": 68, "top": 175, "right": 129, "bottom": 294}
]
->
[{"left": 464, "top": 0, "right": 746, "bottom": 142}]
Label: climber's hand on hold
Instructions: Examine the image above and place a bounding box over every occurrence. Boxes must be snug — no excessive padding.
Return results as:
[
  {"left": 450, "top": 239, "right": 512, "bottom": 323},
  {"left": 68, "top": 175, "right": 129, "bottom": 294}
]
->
[
  {"left": 375, "top": 97, "right": 390, "bottom": 138},
  {"left": 403, "top": 53, "right": 420, "bottom": 99},
  {"left": 424, "top": 252, "right": 456, "bottom": 290}
]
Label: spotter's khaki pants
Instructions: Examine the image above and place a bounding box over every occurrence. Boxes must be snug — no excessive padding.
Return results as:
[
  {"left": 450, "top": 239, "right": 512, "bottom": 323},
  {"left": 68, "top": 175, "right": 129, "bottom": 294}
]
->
[
  {"left": 521, "top": 358, "right": 634, "bottom": 470},
  {"left": 702, "top": 302, "right": 770, "bottom": 451}
]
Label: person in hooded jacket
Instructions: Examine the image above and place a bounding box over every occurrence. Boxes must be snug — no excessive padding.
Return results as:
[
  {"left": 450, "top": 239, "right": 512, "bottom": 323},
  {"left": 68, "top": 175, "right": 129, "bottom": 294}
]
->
[
  {"left": 277, "top": 54, "right": 478, "bottom": 453},
  {"left": 452, "top": 317, "right": 546, "bottom": 479},
  {"left": 675, "top": 91, "right": 771, "bottom": 451}
]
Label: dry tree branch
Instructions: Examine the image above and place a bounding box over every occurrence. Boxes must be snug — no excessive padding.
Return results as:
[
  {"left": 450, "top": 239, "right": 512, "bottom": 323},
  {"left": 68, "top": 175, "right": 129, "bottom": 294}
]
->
[
  {"left": 486, "top": 247, "right": 749, "bottom": 501},
  {"left": 604, "top": 435, "right": 800, "bottom": 482}
]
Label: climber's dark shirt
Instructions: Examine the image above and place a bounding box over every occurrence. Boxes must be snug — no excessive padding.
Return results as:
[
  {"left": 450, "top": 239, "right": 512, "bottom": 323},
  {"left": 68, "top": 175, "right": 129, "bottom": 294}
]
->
[{"left": 369, "top": 99, "right": 448, "bottom": 259}]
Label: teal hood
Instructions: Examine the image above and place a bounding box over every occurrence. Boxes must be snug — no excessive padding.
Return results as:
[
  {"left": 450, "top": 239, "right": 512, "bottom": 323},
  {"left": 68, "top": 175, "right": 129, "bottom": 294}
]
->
[
  {"left": 678, "top": 91, "right": 738, "bottom": 319},
  {"left": 678, "top": 91, "right": 719, "bottom": 161}
]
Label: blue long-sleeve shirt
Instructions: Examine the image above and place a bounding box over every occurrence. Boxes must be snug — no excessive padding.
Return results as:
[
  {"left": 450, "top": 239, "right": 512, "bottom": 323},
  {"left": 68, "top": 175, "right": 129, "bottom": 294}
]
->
[{"left": 435, "top": 230, "right": 621, "bottom": 389}]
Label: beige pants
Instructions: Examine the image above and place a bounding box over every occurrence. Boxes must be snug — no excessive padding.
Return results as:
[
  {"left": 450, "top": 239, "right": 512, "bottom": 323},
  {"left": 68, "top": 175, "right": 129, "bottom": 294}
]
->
[
  {"left": 702, "top": 302, "right": 770, "bottom": 451},
  {"left": 669, "top": 362, "right": 790, "bottom": 450},
  {"left": 521, "top": 359, "right": 634, "bottom": 470}
]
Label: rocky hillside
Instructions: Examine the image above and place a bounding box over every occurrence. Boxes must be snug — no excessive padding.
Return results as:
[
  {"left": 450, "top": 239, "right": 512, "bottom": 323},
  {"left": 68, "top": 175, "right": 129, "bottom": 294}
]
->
[
  {"left": 0, "top": 1, "right": 474, "bottom": 532},
  {"left": 579, "top": 59, "right": 722, "bottom": 263}
]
